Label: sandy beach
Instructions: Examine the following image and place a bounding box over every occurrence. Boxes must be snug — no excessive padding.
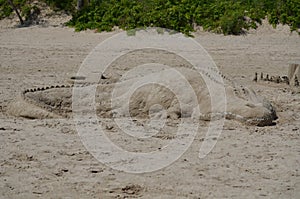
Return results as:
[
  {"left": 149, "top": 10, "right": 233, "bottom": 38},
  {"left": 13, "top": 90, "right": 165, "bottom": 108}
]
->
[{"left": 0, "top": 20, "right": 299, "bottom": 198}]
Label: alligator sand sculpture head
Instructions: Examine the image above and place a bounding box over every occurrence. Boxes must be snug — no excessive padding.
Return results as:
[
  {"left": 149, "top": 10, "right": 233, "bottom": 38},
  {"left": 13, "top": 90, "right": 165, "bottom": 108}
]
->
[{"left": 7, "top": 49, "right": 277, "bottom": 126}]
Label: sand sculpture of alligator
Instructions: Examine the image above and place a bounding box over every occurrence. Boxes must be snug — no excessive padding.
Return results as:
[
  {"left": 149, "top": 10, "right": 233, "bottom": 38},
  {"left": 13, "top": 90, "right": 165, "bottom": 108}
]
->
[{"left": 7, "top": 49, "right": 278, "bottom": 126}]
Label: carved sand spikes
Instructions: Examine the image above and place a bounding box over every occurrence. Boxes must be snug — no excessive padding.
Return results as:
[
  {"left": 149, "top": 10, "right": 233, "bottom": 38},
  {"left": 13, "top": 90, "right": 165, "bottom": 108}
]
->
[
  {"left": 295, "top": 76, "right": 299, "bottom": 87},
  {"left": 275, "top": 76, "right": 281, "bottom": 84},
  {"left": 282, "top": 76, "right": 289, "bottom": 85},
  {"left": 255, "top": 72, "right": 289, "bottom": 85},
  {"left": 253, "top": 62, "right": 300, "bottom": 93},
  {"left": 269, "top": 76, "right": 282, "bottom": 83},
  {"left": 253, "top": 72, "right": 258, "bottom": 82},
  {"left": 263, "top": 74, "right": 270, "bottom": 81}
]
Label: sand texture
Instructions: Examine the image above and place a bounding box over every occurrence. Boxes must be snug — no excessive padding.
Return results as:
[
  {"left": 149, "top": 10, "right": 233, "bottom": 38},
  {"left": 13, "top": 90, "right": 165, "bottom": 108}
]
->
[{"left": 0, "top": 21, "right": 299, "bottom": 198}]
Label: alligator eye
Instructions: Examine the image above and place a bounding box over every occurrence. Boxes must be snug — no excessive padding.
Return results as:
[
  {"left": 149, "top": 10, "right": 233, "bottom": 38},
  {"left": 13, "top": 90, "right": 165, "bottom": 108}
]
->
[{"left": 246, "top": 103, "right": 255, "bottom": 108}]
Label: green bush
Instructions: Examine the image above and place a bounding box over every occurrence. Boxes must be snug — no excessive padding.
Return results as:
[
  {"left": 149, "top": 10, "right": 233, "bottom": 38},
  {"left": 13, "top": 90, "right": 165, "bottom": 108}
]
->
[
  {"left": 0, "top": 0, "right": 76, "bottom": 20},
  {"left": 0, "top": 0, "right": 12, "bottom": 19},
  {"left": 1, "top": 0, "right": 299, "bottom": 35},
  {"left": 67, "top": 0, "right": 300, "bottom": 35},
  {"left": 267, "top": 0, "right": 300, "bottom": 32},
  {"left": 43, "top": 0, "right": 76, "bottom": 13}
]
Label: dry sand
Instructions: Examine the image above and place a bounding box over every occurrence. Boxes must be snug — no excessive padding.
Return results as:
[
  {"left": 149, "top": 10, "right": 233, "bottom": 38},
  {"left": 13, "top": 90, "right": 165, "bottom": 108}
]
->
[{"left": 0, "top": 20, "right": 299, "bottom": 198}]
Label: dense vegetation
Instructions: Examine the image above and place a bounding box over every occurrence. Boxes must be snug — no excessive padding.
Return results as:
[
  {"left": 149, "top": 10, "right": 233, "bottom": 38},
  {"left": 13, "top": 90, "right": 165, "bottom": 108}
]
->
[
  {"left": 1, "top": 0, "right": 299, "bottom": 35},
  {"left": 0, "top": 0, "right": 76, "bottom": 21},
  {"left": 68, "top": 0, "right": 300, "bottom": 35}
]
